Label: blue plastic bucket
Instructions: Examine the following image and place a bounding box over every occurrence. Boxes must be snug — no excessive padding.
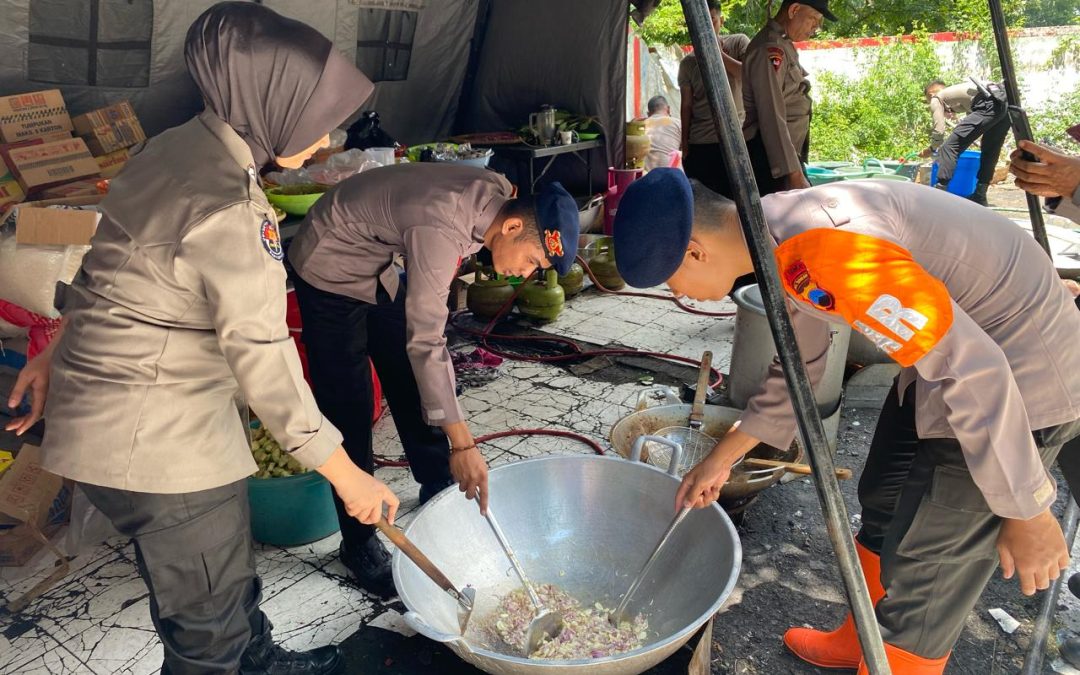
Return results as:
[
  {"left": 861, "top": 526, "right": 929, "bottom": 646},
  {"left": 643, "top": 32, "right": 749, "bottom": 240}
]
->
[{"left": 930, "top": 150, "right": 980, "bottom": 197}]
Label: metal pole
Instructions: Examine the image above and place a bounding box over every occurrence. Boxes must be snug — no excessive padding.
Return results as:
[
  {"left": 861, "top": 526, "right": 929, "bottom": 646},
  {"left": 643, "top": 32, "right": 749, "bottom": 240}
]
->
[
  {"left": 986, "top": 0, "right": 1051, "bottom": 255},
  {"left": 1021, "top": 499, "right": 1080, "bottom": 674},
  {"left": 677, "top": 1, "right": 890, "bottom": 672}
]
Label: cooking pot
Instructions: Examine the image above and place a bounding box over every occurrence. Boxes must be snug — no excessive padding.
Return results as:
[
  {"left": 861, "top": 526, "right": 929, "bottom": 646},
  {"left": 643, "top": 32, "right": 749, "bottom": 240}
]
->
[
  {"left": 609, "top": 387, "right": 803, "bottom": 501},
  {"left": 394, "top": 455, "right": 741, "bottom": 674}
]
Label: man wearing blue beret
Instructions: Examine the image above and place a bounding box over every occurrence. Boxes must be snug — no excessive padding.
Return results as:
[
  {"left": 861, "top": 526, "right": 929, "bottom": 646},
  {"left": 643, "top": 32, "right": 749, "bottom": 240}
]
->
[
  {"left": 612, "top": 168, "right": 1080, "bottom": 674},
  {"left": 289, "top": 164, "right": 578, "bottom": 597}
]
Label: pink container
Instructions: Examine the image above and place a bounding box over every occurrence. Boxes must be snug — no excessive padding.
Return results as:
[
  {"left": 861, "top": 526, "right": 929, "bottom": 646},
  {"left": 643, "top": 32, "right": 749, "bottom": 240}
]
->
[{"left": 603, "top": 167, "right": 643, "bottom": 234}]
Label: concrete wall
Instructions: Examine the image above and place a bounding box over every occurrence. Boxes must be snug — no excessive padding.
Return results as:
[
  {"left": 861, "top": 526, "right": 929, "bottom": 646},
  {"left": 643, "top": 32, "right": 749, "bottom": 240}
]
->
[{"left": 631, "top": 25, "right": 1080, "bottom": 120}]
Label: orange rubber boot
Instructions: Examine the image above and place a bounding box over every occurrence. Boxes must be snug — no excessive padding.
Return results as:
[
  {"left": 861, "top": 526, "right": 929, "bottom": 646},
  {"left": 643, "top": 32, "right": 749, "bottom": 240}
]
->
[
  {"left": 783, "top": 541, "right": 886, "bottom": 669},
  {"left": 857, "top": 642, "right": 949, "bottom": 674}
]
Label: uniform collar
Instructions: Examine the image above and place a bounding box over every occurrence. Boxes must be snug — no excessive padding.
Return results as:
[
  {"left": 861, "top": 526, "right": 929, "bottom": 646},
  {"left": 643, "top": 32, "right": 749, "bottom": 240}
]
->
[
  {"left": 767, "top": 19, "right": 791, "bottom": 41},
  {"left": 473, "top": 174, "right": 516, "bottom": 244},
  {"left": 198, "top": 110, "right": 260, "bottom": 174}
]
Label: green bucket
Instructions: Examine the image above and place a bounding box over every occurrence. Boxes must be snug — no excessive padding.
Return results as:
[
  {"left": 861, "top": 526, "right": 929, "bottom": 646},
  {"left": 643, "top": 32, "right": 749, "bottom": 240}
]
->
[
  {"left": 850, "top": 173, "right": 912, "bottom": 182},
  {"left": 247, "top": 469, "right": 340, "bottom": 546},
  {"left": 809, "top": 161, "right": 855, "bottom": 170},
  {"left": 806, "top": 165, "right": 845, "bottom": 186}
]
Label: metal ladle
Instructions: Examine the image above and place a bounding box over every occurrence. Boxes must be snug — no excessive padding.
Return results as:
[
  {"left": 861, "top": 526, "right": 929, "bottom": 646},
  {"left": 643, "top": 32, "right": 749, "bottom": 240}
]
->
[
  {"left": 483, "top": 506, "right": 564, "bottom": 656},
  {"left": 375, "top": 518, "right": 475, "bottom": 634},
  {"left": 613, "top": 435, "right": 688, "bottom": 626}
]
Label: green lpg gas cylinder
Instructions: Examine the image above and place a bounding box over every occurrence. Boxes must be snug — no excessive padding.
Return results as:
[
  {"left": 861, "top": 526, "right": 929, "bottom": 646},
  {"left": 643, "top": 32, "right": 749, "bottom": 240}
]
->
[
  {"left": 466, "top": 266, "right": 515, "bottom": 319},
  {"left": 557, "top": 261, "right": 584, "bottom": 297},
  {"left": 516, "top": 268, "right": 565, "bottom": 322},
  {"left": 589, "top": 236, "right": 625, "bottom": 291}
]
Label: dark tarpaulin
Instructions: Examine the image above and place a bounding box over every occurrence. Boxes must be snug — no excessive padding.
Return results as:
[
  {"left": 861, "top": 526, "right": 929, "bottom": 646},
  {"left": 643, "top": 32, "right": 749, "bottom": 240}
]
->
[{"left": 455, "top": 0, "right": 628, "bottom": 194}]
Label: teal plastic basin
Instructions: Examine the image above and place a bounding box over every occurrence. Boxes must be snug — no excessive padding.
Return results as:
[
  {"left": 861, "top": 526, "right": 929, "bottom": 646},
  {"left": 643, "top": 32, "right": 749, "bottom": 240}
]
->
[
  {"left": 849, "top": 173, "right": 912, "bottom": 182},
  {"left": 247, "top": 470, "right": 340, "bottom": 546}
]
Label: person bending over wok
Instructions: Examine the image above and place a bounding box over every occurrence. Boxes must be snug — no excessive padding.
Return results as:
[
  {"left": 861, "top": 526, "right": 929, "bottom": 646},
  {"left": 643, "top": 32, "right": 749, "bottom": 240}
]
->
[{"left": 610, "top": 169, "right": 1080, "bottom": 674}]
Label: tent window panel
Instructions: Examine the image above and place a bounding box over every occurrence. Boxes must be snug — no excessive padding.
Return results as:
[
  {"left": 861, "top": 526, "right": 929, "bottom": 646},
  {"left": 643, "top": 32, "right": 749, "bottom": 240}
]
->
[
  {"left": 27, "top": 45, "right": 88, "bottom": 86},
  {"left": 96, "top": 49, "right": 151, "bottom": 88},
  {"left": 27, "top": 0, "right": 152, "bottom": 87},
  {"left": 356, "top": 9, "right": 417, "bottom": 83}
]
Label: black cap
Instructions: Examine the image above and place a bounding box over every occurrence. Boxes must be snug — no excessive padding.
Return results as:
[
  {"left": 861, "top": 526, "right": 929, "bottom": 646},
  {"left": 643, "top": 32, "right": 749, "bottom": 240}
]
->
[
  {"left": 612, "top": 169, "right": 694, "bottom": 289},
  {"left": 534, "top": 182, "right": 580, "bottom": 275},
  {"left": 795, "top": 0, "right": 837, "bottom": 21}
]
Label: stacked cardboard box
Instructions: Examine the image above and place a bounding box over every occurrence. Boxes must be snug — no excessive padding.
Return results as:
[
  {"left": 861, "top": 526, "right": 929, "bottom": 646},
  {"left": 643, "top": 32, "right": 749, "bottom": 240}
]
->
[
  {"left": 0, "top": 89, "right": 100, "bottom": 202},
  {"left": 0, "top": 157, "right": 24, "bottom": 209},
  {"left": 72, "top": 101, "right": 146, "bottom": 156},
  {"left": 0, "top": 90, "right": 146, "bottom": 207},
  {"left": 0, "top": 89, "right": 72, "bottom": 144}
]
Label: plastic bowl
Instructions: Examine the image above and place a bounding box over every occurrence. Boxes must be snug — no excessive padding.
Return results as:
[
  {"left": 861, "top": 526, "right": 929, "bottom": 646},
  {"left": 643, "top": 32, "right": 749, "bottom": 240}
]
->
[
  {"left": 265, "top": 183, "right": 330, "bottom": 217},
  {"left": 808, "top": 173, "right": 846, "bottom": 186},
  {"left": 451, "top": 155, "right": 491, "bottom": 168},
  {"left": 850, "top": 173, "right": 911, "bottom": 182},
  {"left": 809, "top": 161, "right": 855, "bottom": 170},
  {"left": 247, "top": 470, "right": 339, "bottom": 546}
]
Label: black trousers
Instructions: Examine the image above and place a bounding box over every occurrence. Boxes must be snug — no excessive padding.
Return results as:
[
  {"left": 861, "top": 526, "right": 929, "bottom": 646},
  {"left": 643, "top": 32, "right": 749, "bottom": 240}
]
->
[
  {"left": 745, "top": 123, "right": 810, "bottom": 198},
  {"left": 683, "top": 142, "right": 735, "bottom": 199},
  {"left": 936, "top": 89, "right": 1011, "bottom": 186},
  {"left": 855, "top": 382, "right": 1080, "bottom": 657},
  {"left": 293, "top": 276, "right": 452, "bottom": 550},
  {"left": 81, "top": 480, "right": 266, "bottom": 675}
]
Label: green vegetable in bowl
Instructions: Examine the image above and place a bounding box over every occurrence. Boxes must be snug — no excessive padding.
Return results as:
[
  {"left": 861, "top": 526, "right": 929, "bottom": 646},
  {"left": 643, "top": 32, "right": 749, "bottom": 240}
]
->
[
  {"left": 270, "top": 183, "right": 329, "bottom": 196},
  {"left": 250, "top": 425, "right": 308, "bottom": 478}
]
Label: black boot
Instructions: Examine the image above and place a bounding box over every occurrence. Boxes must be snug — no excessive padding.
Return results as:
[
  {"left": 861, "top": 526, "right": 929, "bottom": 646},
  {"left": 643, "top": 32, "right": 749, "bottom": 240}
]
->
[
  {"left": 340, "top": 536, "right": 396, "bottom": 599},
  {"left": 419, "top": 478, "right": 455, "bottom": 505},
  {"left": 1068, "top": 571, "right": 1080, "bottom": 599},
  {"left": 1061, "top": 574, "right": 1080, "bottom": 668},
  {"left": 934, "top": 181, "right": 950, "bottom": 192},
  {"left": 240, "top": 626, "right": 343, "bottom": 674},
  {"left": 967, "top": 182, "right": 990, "bottom": 206},
  {"left": 1063, "top": 636, "right": 1080, "bottom": 669}
]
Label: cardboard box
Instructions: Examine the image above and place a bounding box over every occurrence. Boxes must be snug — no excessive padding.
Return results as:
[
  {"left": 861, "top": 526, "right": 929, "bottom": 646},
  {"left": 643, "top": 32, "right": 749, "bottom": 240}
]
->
[
  {"left": 0, "top": 90, "right": 73, "bottom": 144},
  {"left": 0, "top": 444, "right": 73, "bottom": 567},
  {"left": 15, "top": 203, "right": 101, "bottom": 246},
  {"left": 95, "top": 147, "right": 129, "bottom": 178},
  {"left": 72, "top": 101, "right": 145, "bottom": 155},
  {"left": 0, "top": 178, "right": 24, "bottom": 210},
  {"left": 35, "top": 177, "right": 106, "bottom": 201},
  {"left": 0, "top": 155, "right": 22, "bottom": 208},
  {"left": 6, "top": 137, "right": 100, "bottom": 193}
]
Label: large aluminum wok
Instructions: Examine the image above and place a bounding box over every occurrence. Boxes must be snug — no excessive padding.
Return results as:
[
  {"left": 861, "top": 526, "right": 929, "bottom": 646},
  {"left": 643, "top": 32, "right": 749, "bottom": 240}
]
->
[
  {"left": 609, "top": 388, "right": 803, "bottom": 501},
  {"left": 394, "top": 454, "right": 741, "bottom": 675}
]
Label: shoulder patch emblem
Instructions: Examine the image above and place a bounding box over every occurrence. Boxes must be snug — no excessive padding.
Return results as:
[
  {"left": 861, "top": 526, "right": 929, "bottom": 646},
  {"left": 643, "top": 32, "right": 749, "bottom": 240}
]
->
[
  {"left": 767, "top": 46, "right": 784, "bottom": 72},
  {"left": 783, "top": 260, "right": 835, "bottom": 310},
  {"left": 260, "top": 218, "right": 283, "bottom": 261},
  {"left": 544, "top": 229, "right": 564, "bottom": 258}
]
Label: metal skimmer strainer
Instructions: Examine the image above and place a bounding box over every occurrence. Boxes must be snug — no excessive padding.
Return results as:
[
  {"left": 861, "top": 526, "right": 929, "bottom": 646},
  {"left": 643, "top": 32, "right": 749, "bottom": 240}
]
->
[{"left": 646, "top": 351, "right": 743, "bottom": 476}]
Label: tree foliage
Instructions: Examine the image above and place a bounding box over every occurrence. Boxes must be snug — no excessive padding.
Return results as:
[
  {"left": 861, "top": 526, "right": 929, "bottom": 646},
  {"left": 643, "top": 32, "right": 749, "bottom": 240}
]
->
[
  {"left": 808, "top": 35, "right": 957, "bottom": 162},
  {"left": 635, "top": 0, "right": 1037, "bottom": 46}
]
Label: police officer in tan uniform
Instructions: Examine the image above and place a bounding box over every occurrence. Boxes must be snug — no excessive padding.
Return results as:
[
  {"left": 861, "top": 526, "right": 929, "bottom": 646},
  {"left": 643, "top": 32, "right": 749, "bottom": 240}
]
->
[
  {"left": 5, "top": 5, "right": 396, "bottom": 674},
  {"left": 743, "top": 0, "right": 835, "bottom": 195},
  {"left": 612, "top": 170, "right": 1080, "bottom": 674},
  {"left": 289, "top": 166, "right": 579, "bottom": 597},
  {"left": 920, "top": 78, "right": 1010, "bottom": 206},
  {"left": 678, "top": 0, "right": 750, "bottom": 196}
]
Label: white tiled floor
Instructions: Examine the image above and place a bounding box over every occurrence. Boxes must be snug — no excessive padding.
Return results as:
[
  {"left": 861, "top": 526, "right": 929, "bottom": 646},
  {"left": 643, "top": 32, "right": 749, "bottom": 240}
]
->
[{"left": 0, "top": 286, "right": 732, "bottom": 674}]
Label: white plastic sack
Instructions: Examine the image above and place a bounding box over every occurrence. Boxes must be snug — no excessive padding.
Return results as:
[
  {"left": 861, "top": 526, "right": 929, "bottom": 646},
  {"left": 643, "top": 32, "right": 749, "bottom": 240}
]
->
[
  {"left": 0, "top": 225, "right": 89, "bottom": 318},
  {"left": 0, "top": 316, "right": 25, "bottom": 338}
]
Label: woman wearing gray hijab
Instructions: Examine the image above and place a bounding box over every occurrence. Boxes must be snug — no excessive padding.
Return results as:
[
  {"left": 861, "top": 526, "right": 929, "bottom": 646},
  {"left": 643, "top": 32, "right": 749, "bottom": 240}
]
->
[{"left": 6, "top": 4, "right": 390, "bottom": 673}]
